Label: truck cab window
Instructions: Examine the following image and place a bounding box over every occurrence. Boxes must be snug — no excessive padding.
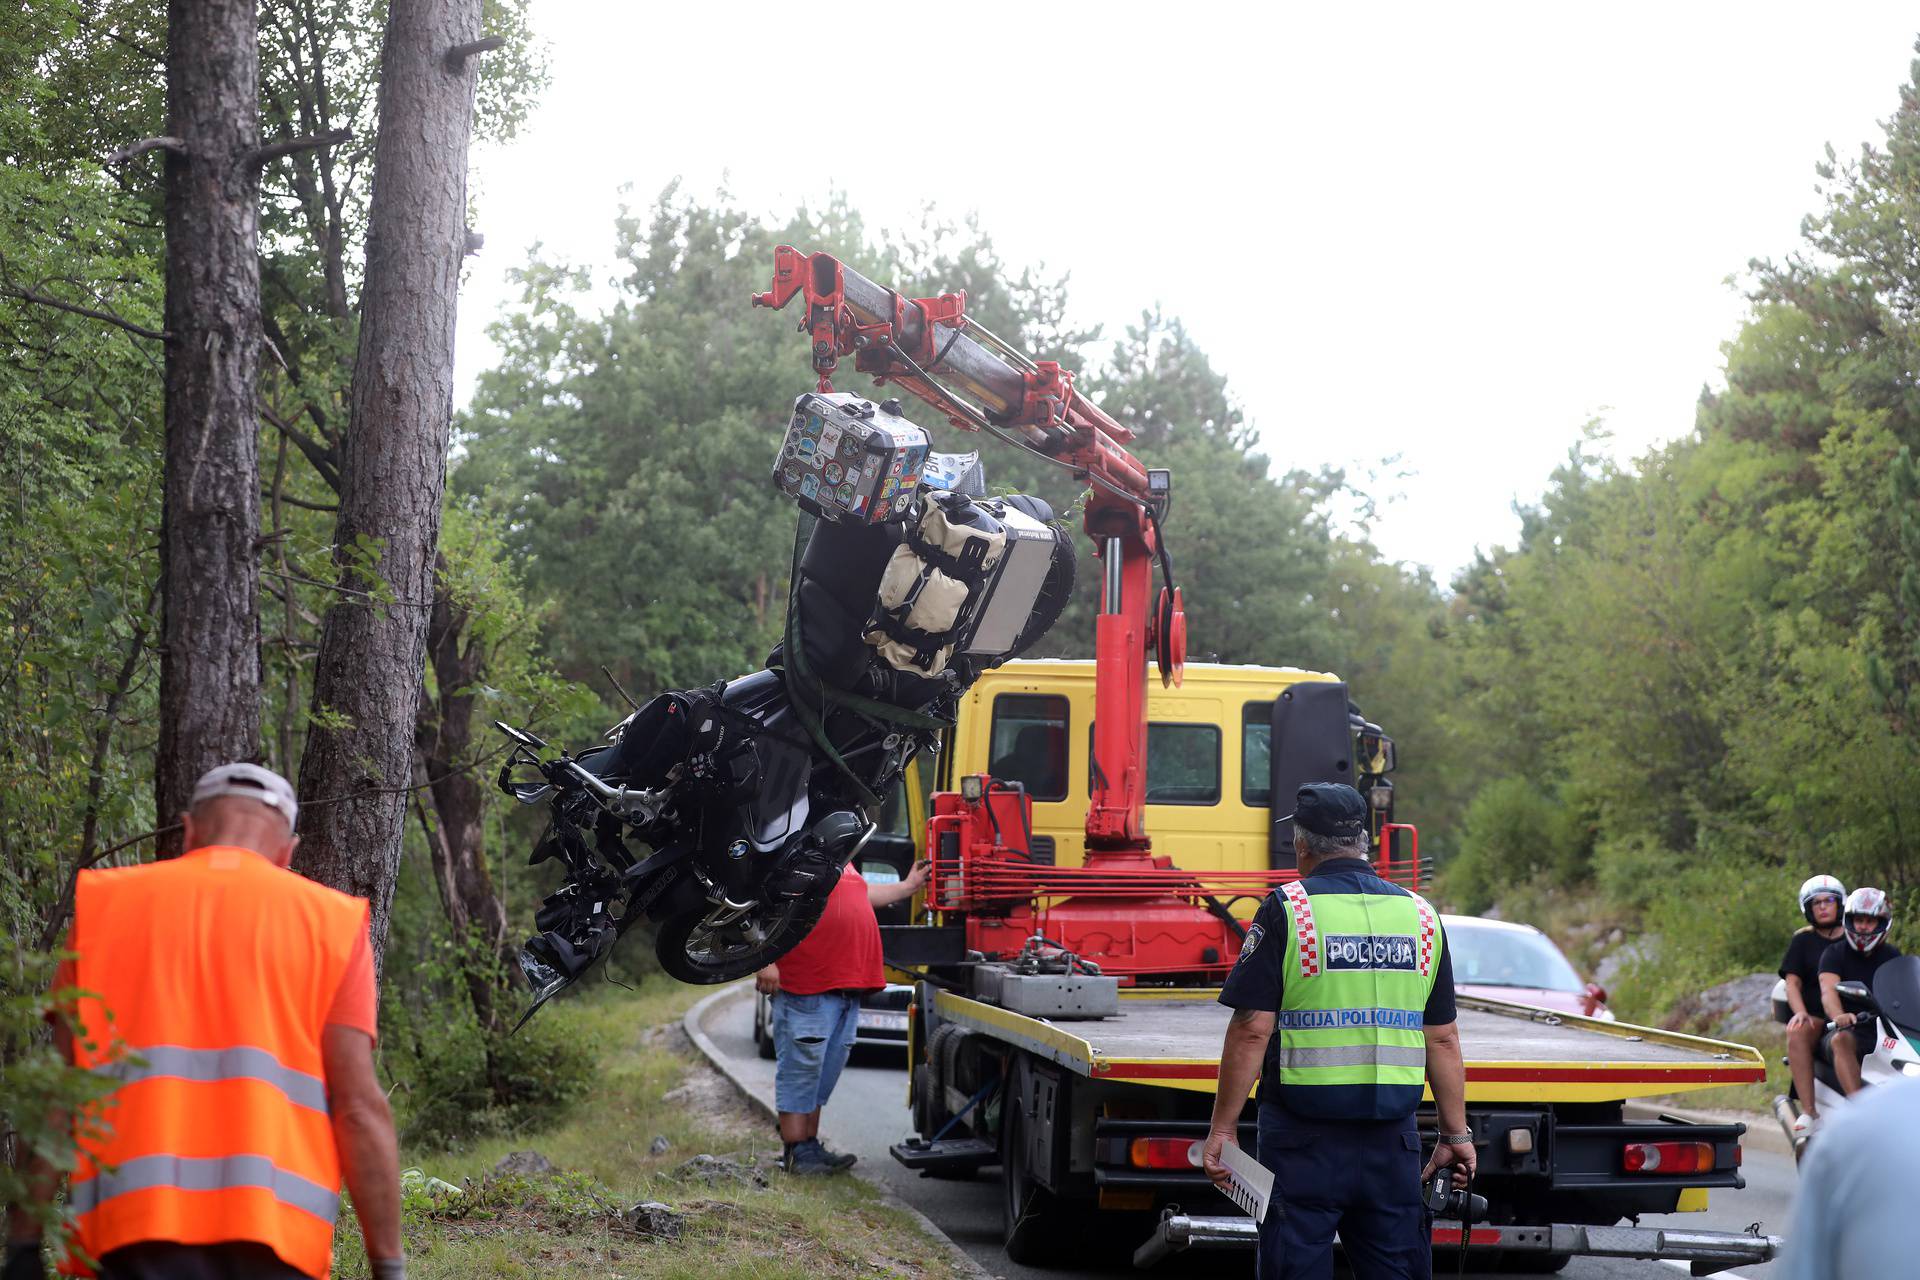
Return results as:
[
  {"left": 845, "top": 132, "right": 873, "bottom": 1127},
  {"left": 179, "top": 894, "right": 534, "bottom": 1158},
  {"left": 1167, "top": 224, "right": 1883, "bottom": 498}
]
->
[
  {"left": 988, "top": 694, "right": 1069, "bottom": 802},
  {"left": 1087, "top": 721, "right": 1223, "bottom": 805},
  {"left": 1242, "top": 701, "right": 1272, "bottom": 806},
  {"left": 1145, "top": 723, "right": 1220, "bottom": 805}
]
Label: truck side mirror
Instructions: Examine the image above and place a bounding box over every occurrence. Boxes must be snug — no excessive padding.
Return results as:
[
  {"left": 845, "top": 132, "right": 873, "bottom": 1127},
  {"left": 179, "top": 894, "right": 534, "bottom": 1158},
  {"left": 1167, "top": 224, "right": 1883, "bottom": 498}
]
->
[{"left": 1356, "top": 730, "right": 1396, "bottom": 775}]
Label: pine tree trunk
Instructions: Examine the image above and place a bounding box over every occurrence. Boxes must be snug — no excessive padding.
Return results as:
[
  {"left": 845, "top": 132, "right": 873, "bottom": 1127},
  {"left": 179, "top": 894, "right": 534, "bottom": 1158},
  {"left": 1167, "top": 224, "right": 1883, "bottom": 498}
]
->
[
  {"left": 154, "top": 0, "right": 264, "bottom": 847},
  {"left": 294, "top": 0, "right": 484, "bottom": 968}
]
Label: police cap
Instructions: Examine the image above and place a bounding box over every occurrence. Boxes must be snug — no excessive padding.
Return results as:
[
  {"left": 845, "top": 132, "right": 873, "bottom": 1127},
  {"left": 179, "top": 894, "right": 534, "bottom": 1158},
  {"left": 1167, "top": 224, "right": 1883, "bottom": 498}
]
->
[{"left": 1287, "top": 782, "right": 1368, "bottom": 838}]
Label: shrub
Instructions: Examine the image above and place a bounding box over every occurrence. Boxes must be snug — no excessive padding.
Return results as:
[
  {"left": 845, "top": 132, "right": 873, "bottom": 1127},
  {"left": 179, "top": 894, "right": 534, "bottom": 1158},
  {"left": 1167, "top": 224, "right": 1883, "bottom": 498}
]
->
[
  {"left": 397, "top": 1006, "right": 598, "bottom": 1152},
  {"left": 1608, "top": 853, "right": 1797, "bottom": 1023},
  {"left": 1438, "top": 777, "right": 1591, "bottom": 913}
]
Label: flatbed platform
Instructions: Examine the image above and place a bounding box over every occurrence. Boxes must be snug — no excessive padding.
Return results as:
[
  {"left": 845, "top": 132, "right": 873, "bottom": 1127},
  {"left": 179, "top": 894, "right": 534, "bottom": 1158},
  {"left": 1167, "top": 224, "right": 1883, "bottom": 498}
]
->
[{"left": 932, "top": 989, "right": 1766, "bottom": 1101}]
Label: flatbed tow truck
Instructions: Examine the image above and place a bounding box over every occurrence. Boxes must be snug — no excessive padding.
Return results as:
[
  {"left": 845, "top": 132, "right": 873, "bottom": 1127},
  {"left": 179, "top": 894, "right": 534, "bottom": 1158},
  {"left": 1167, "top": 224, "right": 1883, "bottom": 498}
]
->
[
  {"left": 753, "top": 249, "right": 1782, "bottom": 1273},
  {"left": 906, "top": 981, "right": 1776, "bottom": 1272}
]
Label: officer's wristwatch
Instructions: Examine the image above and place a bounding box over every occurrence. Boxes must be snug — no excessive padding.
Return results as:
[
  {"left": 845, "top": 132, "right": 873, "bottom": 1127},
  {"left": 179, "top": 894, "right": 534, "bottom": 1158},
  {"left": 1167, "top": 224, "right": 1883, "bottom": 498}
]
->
[{"left": 1436, "top": 1131, "right": 1474, "bottom": 1145}]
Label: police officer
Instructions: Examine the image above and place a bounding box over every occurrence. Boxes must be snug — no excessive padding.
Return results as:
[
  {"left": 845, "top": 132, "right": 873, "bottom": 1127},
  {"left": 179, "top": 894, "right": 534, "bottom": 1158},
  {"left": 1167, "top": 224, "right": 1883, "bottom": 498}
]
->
[{"left": 1202, "top": 783, "right": 1473, "bottom": 1280}]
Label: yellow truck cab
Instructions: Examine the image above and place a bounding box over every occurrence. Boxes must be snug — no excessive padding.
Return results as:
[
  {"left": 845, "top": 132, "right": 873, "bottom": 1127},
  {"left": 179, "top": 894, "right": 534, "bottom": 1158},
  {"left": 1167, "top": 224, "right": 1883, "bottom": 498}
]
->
[{"left": 937, "top": 658, "right": 1396, "bottom": 879}]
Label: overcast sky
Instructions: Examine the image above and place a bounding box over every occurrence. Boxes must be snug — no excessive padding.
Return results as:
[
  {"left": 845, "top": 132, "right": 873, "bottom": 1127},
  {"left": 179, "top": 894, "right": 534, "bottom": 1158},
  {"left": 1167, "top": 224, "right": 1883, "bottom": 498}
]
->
[{"left": 454, "top": 3, "right": 1920, "bottom": 579}]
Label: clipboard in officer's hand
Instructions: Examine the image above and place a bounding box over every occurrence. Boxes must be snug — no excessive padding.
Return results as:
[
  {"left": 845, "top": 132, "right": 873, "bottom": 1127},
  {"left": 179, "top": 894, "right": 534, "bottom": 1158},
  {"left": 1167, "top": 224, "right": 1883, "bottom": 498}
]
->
[{"left": 1219, "top": 1141, "right": 1274, "bottom": 1223}]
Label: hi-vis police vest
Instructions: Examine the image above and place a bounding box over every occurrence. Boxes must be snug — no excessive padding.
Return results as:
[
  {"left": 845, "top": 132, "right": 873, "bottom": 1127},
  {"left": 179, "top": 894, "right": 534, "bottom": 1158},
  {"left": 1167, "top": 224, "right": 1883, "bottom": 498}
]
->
[
  {"left": 1271, "top": 877, "right": 1441, "bottom": 1121},
  {"left": 65, "top": 846, "right": 369, "bottom": 1279}
]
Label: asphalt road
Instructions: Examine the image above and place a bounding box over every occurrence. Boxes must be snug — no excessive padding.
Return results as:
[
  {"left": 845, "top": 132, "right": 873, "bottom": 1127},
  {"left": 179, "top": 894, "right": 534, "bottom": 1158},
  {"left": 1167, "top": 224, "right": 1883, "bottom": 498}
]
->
[{"left": 696, "top": 987, "right": 1795, "bottom": 1280}]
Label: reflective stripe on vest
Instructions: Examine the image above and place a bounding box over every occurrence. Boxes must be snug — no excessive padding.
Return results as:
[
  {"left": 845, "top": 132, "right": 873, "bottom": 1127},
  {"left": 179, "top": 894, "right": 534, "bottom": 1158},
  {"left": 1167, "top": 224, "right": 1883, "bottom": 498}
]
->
[
  {"left": 68, "top": 1153, "right": 340, "bottom": 1224},
  {"left": 1273, "top": 1043, "right": 1430, "bottom": 1070},
  {"left": 93, "top": 1045, "right": 330, "bottom": 1115},
  {"left": 1273, "top": 879, "right": 1442, "bottom": 1121}
]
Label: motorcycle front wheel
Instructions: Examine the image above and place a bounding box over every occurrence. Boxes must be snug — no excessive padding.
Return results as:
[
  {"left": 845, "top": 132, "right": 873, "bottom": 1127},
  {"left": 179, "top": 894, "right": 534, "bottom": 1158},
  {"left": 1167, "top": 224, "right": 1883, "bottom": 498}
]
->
[{"left": 653, "top": 889, "right": 833, "bottom": 984}]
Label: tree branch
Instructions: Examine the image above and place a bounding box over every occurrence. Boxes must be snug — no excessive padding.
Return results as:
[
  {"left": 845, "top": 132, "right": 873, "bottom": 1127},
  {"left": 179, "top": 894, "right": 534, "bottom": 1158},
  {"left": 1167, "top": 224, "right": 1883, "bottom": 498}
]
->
[
  {"left": 259, "top": 486, "right": 338, "bottom": 512},
  {"left": 105, "top": 136, "right": 186, "bottom": 165},
  {"left": 444, "top": 35, "right": 505, "bottom": 70},
  {"left": 246, "top": 128, "right": 353, "bottom": 171},
  {"left": 0, "top": 283, "right": 169, "bottom": 341},
  {"left": 259, "top": 401, "right": 341, "bottom": 491}
]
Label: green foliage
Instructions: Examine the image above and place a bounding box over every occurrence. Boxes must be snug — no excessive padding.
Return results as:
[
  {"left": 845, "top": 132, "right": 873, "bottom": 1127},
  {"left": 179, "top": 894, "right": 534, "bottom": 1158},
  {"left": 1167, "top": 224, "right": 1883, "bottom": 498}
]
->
[
  {"left": 395, "top": 1010, "right": 598, "bottom": 1151},
  {"left": 1441, "top": 778, "right": 1591, "bottom": 914},
  {"left": 0, "top": 955, "right": 119, "bottom": 1258},
  {"left": 1419, "top": 47, "right": 1920, "bottom": 1034},
  {"left": 1609, "top": 855, "right": 1800, "bottom": 1024},
  {"left": 379, "top": 907, "right": 599, "bottom": 1150}
]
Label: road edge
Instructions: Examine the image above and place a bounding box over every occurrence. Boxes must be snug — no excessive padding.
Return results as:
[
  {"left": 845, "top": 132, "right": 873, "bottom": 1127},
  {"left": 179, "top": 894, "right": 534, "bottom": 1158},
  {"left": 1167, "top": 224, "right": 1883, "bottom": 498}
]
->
[{"left": 683, "top": 983, "right": 998, "bottom": 1280}]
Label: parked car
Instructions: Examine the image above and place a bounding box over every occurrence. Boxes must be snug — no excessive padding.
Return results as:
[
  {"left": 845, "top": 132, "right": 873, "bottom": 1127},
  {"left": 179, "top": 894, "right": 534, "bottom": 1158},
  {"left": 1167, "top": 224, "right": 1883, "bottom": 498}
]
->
[
  {"left": 754, "top": 779, "right": 918, "bottom": 1061},
  {"left": 1443, "top": 913, "right": 1613, "bottom": 1019}
]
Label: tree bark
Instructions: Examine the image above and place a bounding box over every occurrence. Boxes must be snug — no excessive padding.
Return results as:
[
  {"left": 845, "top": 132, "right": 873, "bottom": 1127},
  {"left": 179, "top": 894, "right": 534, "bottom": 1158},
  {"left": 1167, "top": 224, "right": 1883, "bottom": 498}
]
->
[
  {"left": 294, "top": 0, "right": 484, "bottom": 969},
  {"left": 416, "top": 554, "right": 509, "bottom": 971},
  {"left": 154, "top": 0, "right": 265, "bottom": 848}
]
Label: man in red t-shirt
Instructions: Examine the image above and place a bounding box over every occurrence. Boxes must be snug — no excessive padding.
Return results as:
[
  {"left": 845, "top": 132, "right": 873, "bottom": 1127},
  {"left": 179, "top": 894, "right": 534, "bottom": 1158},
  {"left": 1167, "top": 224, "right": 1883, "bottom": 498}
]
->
[{"left": 755, "top": 857, "right": 928, "bottom": 1175}]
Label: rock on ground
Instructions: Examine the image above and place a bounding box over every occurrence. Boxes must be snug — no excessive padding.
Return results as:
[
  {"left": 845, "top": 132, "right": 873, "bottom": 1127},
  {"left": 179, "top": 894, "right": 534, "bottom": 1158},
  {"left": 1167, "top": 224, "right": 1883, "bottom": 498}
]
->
[
  {"left": 623, "top": 1201, "right": 685, "bottom": 1238},
  {"left": 670, "top": 1153, "right": 769, "bottom": 1189},
  {"left": 493, "top": 1150, "right": 557, "bottom": 1178},
  {"left": 1662, "top": 972, "right": 1780, "bottom": 1042}
]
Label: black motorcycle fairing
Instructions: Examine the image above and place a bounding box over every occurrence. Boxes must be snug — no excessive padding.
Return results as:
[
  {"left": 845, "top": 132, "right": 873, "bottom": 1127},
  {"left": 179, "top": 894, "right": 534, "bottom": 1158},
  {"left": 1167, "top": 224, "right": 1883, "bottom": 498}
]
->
[{"left": 1872, "top": 954, "right": 1920, "bottom": 1034}]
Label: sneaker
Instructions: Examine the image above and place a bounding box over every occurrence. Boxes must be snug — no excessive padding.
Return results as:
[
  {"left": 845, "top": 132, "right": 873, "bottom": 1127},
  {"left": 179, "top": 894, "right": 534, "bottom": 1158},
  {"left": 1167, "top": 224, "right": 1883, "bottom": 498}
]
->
[
  {"left": 812, "top": 1139, "right": 857, "bottom": 1170},
  {"left": 782, "top": 1140, "right": 846, "bottom": 1176},
  {"left": 1791, "top": 1112, "right": 1817, "bottom": 1140}
]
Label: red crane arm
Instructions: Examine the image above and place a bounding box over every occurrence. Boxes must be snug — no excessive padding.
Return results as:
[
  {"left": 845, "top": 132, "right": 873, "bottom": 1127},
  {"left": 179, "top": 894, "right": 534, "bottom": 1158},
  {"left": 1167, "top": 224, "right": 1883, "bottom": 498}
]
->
[{"left": 755, "top": 246, "right": 1185, "bottom": 852}]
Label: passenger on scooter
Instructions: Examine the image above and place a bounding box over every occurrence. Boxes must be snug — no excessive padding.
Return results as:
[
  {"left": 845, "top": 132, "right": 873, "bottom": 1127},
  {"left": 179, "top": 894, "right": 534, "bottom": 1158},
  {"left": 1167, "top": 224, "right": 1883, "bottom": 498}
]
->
[
  {"left": 1820, "top": 887, "right": 1901, "bottom": 1099},
  {"left": 1781, "top": 875, "right": 1846, "bottom": 1137}
]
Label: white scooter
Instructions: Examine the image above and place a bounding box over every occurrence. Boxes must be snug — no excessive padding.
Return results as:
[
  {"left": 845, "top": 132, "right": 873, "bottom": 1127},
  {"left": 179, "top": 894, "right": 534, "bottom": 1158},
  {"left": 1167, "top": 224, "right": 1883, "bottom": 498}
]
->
[{"left": 1770, "top": 953, "right": 1920, "bottom": 1163}]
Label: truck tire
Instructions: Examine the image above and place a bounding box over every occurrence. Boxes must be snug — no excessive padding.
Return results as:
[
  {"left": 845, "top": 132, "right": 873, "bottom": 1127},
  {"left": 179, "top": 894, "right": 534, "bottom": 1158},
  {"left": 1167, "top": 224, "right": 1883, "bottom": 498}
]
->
[
  {"left": 911, "top": 1062, "right": 937, "bottom": 1137},
  {"left": 754, "top": 993, "right": 776, "bottom": 1060},
  {"left": 1001, "top": 1056, "right": 1086, "bottom": 1264}
]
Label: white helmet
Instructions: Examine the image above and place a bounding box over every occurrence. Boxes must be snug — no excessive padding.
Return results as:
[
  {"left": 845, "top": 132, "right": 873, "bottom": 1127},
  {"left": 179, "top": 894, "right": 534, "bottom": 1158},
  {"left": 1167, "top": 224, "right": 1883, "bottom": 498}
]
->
[
  {"left": 1798, "top": 874, "right": 1846, "bottom": 925},
  {"left": 1843, "top": 887, "right": 1891, "bottom": 954}
]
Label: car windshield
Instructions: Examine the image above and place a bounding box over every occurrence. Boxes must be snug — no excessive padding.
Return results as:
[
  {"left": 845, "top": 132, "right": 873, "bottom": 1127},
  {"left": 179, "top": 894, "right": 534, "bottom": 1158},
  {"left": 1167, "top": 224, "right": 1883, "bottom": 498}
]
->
[{"left": 1447, "top": 923, "right": 1583, "bottom": 993}]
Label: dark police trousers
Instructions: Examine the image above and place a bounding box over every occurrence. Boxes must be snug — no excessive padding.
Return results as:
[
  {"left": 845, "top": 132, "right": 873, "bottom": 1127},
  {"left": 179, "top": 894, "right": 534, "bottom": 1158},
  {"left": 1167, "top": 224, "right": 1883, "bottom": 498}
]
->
[{"left": 1257, "top": 1103, "right": 1431, "bottom": 1280}]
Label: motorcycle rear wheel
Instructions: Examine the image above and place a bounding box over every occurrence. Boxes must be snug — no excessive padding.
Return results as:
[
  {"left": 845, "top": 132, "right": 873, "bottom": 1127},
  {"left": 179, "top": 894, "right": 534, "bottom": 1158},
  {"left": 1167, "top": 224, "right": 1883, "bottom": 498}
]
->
[{"left": 653, "top": 889, "right": 833, "bottom": 984}]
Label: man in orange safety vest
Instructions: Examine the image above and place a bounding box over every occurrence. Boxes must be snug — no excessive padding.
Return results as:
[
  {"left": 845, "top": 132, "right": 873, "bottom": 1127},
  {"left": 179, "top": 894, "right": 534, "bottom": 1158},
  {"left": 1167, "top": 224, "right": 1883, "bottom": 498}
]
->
[{"left": 5, "top": 764, "right": 404, "bottom": 1280}]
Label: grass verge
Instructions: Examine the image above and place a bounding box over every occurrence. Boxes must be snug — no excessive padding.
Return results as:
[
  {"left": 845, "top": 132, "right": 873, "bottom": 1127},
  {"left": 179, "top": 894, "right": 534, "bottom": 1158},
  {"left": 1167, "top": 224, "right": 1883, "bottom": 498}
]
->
[{"left": 332, "top": 982, "right": 965, "bottom": 1280}]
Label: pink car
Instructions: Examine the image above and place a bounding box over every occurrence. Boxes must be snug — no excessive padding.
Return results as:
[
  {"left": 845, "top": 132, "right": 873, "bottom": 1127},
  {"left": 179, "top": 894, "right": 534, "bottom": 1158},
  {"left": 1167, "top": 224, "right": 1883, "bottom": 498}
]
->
[{"left": 1443, "top": 913, "right": 1613, "bottom": 1019}]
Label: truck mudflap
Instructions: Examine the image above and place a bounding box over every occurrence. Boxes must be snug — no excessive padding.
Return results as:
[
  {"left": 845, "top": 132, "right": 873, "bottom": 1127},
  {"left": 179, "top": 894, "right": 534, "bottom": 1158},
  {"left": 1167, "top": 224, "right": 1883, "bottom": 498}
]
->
[{"left": 1132, "top": 1213, "right": 1783, "bottom": 1275}]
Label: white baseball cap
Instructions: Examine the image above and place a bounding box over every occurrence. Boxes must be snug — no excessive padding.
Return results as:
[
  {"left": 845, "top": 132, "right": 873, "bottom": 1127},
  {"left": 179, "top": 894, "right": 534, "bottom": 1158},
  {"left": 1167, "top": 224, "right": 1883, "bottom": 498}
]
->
[{"left": 190, "top": 762, "right": 299, "bottom": 831}]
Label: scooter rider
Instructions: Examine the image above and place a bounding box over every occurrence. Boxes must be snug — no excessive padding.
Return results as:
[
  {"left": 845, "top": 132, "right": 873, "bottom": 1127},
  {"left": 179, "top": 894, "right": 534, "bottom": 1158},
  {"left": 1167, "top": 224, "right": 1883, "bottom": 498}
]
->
[
  {"left": 1820, "top": 887, "right": 1901, "bottom": 1099},
  {"left": 1781, "top": 875, "right": 1846, "bottom": 1136}
]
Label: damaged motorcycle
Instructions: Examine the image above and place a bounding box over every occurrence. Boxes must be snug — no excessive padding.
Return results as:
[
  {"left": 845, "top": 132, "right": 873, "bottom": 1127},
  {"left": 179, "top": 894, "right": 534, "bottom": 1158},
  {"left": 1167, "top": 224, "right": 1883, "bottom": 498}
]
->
[{"left": 496, "top": 393, "right": 1074, "bottom": 1022}]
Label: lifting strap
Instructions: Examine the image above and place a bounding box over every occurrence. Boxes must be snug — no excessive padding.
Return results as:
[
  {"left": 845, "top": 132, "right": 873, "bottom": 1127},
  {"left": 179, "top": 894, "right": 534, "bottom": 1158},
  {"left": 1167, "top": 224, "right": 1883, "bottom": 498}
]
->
[{"left": 780, "top": 513, "right": 949, "bottom": 810}]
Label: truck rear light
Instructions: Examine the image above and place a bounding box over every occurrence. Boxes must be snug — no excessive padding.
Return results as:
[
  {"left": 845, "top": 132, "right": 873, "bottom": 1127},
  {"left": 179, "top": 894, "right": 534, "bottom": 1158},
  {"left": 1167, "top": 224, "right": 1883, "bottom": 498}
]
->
[
  {"left": 1621, "top": 1141, "right": 1713, "bottom": 1174},
  {"left": 1129, "top": 1137, "right": 1201, "bottom": 1170},
  {"left": 1506, "top": 1128, "right": 1534, "bottom": 1155}
]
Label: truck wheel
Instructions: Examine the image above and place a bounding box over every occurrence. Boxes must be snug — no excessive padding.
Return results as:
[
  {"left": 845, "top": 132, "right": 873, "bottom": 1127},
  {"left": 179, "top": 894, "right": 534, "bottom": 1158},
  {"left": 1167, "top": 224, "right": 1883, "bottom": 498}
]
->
[
  {"left": 1001, "top": 1060, "right": 1084, "bottom": 1264},
  {"left": 754, "top": 994, "right": 776, "bottom": 1060},
  {"left": 911, "top": 1062, "right": 937, "bottom": 1136}
]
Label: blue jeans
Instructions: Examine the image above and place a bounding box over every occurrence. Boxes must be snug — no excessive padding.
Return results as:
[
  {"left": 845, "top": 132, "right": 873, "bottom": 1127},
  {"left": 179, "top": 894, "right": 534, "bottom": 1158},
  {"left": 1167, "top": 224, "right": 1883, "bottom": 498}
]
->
[
  {"left": 1256, "top": 1103, "right": 1431, "bottom": 1280},
  {"left": 772, "top": 990, "right": 861, "bottom": 1114}
]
